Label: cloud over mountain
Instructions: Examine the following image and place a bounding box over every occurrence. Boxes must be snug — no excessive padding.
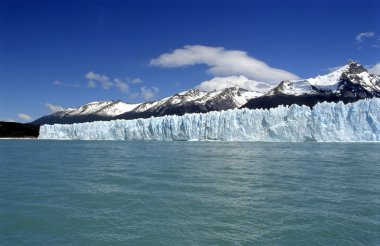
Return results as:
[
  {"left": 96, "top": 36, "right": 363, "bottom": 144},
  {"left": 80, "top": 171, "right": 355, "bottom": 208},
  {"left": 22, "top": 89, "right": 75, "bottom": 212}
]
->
[
  {"left": 150, "top": 45, "right": 299, "bottom": 84},
  {"left": 18, "top": 113, "right": 32, "bottom": 121},
  {"left": 195, "top": 75, "right": 272, "bottom": 92},
  {"left": 140, "top": 87, "right": 159, "bottom": 100},
  {"left": 368, "top": 63, "right": 380, "bottom": 75},
  {"left": 45, "top": 103, "right": 65, "bottom": 113}
]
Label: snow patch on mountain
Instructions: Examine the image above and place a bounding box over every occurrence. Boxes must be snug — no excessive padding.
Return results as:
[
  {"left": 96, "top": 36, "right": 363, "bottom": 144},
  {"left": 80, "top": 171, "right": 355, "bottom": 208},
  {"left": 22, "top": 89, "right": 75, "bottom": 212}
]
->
[
  {"left": 269, "top": 66, "right": 349, "bottom": 95},
  {"left": 133, "top": 86, "right": 266, "bottom": 113},
  {"left": 307, "top": 65, "right": 348, "bottom": 87},
  {"left": 133, "top": 89, "right": 208, "bottom": 112},
  {"left": 55, "top": 101, "right": 141, "bottom": 117},
  {"left": 99, "top": 101, "right": 142, "bottom": 116}
]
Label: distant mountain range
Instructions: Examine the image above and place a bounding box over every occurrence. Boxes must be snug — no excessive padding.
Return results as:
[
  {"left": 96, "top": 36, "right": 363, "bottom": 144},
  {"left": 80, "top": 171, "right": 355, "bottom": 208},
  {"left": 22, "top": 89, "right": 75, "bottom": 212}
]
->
[
  {"left": 33, "top": 84, "right": 268, "bottom": 124},
  {"left": 33, "top": 61, "right": 380, "bottom": 125}
]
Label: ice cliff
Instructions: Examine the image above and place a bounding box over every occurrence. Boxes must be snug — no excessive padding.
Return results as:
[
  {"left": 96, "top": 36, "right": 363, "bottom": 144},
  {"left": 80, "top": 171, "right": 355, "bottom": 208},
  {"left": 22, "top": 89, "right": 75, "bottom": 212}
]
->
[{"left": 39, "top": 98, "right": 380, "bottom": 142}]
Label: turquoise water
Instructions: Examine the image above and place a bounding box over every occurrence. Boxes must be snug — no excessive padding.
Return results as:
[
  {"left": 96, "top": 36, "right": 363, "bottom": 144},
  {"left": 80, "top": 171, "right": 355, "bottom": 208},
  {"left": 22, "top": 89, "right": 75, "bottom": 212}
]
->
[{"left": 0, "top": 140, "right": 379, "bottom": 245}]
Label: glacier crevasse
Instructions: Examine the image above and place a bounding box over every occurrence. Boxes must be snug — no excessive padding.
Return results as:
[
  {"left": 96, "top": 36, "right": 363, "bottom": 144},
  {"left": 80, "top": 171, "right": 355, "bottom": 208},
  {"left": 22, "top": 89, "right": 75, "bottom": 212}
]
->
[{"left": 39, "top": 99, "right": 380, "bottom": 142}]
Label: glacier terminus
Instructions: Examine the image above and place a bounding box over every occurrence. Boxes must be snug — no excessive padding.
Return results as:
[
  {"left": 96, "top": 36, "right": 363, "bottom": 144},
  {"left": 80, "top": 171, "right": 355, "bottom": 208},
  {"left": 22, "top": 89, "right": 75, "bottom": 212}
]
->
[{"left": 39, "top": 98, "right": 380, "bottom": 142}]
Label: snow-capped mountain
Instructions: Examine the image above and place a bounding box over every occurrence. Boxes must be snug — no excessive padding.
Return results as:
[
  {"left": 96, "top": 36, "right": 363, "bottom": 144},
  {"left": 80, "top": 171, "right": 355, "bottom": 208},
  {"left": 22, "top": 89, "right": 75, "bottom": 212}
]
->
[
  {"left": 133, "top": 89, "right": 209, "bottom": 113},
  {"left": 33, "top": 100, "right": 141, "bottom": 124},
  {"left": 33, "top": 84, "right": 269, "bottom": 124},
  {"left": 242, "top": 61, "right": 380, "bottom": 109},
  {"left": 62, "top": 100, "right": 141, "bottom": 116},
  {"left": 116, "top": 86, "right": 266, "bottom": 120}
]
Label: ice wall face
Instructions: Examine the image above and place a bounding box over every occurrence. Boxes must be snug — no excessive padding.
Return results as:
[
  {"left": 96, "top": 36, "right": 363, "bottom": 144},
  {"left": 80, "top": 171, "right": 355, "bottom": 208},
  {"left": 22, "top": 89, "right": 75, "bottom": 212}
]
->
[{"left": 39, "top": 99, "right": 380, "bottom": 142}]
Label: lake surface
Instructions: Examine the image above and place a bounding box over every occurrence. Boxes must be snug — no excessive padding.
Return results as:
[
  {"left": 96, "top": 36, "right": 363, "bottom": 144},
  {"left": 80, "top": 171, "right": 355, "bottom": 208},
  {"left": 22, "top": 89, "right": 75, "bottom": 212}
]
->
[{"left": 0, "top": 140, "right": 379, "bottom": 245}]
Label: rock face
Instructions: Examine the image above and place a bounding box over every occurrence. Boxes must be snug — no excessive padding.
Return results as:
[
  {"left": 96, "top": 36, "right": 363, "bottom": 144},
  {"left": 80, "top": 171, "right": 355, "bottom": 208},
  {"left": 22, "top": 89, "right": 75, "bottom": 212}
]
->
[
  {"left": 0, "top": 122, "right": 40, "bottom": 138},
  {"left": 242, "top": 61, "right": 380, "bottom": 110},
  {"left": 39, "top": 98, "right": 380, "bottom": 142}
]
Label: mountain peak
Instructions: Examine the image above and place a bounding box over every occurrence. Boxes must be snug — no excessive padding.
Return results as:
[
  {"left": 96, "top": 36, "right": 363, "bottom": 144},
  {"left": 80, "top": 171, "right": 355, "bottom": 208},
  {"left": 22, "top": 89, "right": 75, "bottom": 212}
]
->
[
  {"left": 346, "top": 60, "right": 367, "bottom": 75},
  {"left": 324, "top": 60, "right": 366, "bottom": 78},
  {"left": 222, "top": 85, "right": 245, "bottom": 91},
  {"left": 178, "top": 88, "right": 201, "bottom": 95},
  {"left": 348, "top": 59, "right": 358, "bottom": 65}
]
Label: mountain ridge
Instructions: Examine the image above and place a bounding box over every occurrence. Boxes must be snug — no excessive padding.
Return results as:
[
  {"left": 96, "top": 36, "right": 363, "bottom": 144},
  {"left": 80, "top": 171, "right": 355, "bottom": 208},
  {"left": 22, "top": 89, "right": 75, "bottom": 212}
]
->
[{"left": 33, "top": 83, "right": 268, "bottom": 124}]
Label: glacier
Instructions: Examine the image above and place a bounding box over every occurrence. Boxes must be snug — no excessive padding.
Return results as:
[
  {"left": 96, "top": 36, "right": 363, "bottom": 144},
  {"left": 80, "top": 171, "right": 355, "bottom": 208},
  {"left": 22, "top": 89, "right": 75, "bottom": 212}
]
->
[{"left": 39, "top": 98, "right": 380, "bottom": 142}]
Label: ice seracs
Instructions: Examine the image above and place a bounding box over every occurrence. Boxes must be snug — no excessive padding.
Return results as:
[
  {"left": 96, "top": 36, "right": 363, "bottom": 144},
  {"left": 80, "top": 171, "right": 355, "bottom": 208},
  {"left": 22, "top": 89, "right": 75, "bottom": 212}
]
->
[{"left": 39, "top": 98, "right": 380, "bottom": 142}]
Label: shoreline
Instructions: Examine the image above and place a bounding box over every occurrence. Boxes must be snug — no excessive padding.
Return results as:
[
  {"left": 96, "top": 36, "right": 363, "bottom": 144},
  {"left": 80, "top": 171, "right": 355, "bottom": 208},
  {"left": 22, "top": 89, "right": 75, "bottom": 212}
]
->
[{"left": 0, "top": 137, "right": 38, "bottom": 140}]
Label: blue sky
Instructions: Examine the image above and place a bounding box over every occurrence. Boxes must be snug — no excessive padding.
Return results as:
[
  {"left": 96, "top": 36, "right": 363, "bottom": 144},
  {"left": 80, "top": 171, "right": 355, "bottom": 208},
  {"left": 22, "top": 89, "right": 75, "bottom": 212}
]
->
[{"left": 0, "top": 0, "right": 379, "bottom": 122}]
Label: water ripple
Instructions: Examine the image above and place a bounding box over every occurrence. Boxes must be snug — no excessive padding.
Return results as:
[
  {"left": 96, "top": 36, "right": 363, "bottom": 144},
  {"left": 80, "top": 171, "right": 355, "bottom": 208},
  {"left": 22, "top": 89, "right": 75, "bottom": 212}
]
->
[{"left": 0, "top": 140, "right": 379, "bottom": 245}]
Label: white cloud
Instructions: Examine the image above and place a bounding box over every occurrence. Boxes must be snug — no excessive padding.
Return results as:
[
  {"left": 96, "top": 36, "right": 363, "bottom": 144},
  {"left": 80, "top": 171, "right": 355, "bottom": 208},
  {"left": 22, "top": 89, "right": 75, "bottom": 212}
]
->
[
  {"left": 85, "top": 71, "right": 113, "bottom": 89},
  {"left": 53, "top": 80, "right": 80, "bottom": 88},
  {"left": 150, "top": 45, "right": 299, "bottom": 84},
  {"left": 140, "top": 86, "right": 159, "bottom": 100},
  {"left": 368, "top": 63, "right": 380, "bottom": 75},
  {"left": 356, "top": 32, "right": 375, "bottom": 42},
  {"left": 45, "top": 103, "right": 65, "bottom": 113},
  {"left": 128, "top": 92, "right": 140, "bottom": 99},
  {"left": 85, "top": 72, "right": 133, "bottom": 93},
  {"left": 84, "top": 72, "right": 155, "bottom": 98},
  {"left": 18, "top": 113, "right": 32, "bottom": 121},
  {"left": 128, "top": 78, "right": 143, "bottom": 84},
  {"left": 0, "top": 119, "right": 15, "bottom": 122},
  {"left": 196, "top": 75, "right": 273, "bottom": 92},
  {"left": 114, "top": 78, "right": 129, "bottom": 94},
  {"left": 87, "top": 80, "right": 97, "bottom": 88}
]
